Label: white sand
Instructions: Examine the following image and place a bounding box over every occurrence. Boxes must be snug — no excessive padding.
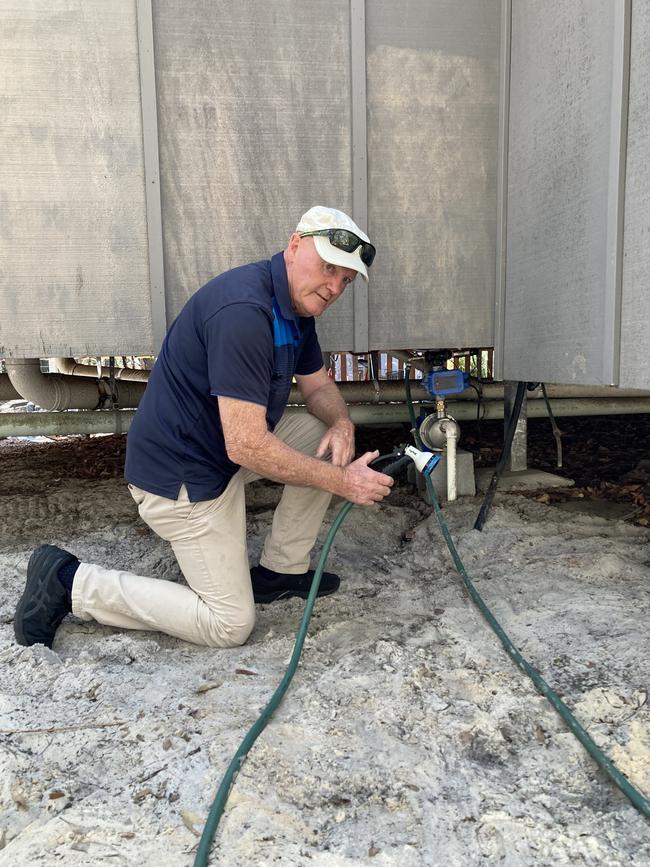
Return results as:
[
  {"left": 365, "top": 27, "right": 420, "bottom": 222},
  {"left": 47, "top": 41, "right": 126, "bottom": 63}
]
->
[{"left": 0, "top": 439, "right": 648, "bottom": 865}]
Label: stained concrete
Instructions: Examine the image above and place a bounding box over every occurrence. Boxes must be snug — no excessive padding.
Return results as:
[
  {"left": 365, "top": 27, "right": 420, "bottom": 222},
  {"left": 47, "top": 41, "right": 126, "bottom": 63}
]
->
[{"left": 475, "top": 467, "right": 575, "bottom": 492}]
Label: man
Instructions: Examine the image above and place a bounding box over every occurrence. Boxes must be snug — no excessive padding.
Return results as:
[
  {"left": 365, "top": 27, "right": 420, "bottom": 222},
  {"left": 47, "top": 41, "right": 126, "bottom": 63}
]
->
[{"left": 14, "top": 206, "right": 394, "bottom": 649}]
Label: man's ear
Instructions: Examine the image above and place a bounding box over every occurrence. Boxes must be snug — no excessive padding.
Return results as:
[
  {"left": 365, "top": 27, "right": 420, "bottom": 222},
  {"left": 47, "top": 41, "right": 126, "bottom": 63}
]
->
[{"left": 285, "top": 232, "right": 301, "bottom": 262}]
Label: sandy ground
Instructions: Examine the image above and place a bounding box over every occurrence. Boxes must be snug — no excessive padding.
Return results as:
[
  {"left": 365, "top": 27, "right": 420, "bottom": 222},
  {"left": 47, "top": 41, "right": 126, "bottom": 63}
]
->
[{"left": 0, "top": 435, "right": 649, "bottom": 866}]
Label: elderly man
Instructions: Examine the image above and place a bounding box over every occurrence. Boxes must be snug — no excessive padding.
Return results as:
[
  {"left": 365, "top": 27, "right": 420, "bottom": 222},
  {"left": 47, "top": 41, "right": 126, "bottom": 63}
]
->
[{"left": 15, "top": 206, "right": 393, "bottom": 649}]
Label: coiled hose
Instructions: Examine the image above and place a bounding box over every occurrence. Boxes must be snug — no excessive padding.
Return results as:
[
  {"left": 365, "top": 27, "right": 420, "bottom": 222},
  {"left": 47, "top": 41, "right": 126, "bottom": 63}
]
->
[{"left": 194, "top": 376, "right": 649, "bottom": 864}]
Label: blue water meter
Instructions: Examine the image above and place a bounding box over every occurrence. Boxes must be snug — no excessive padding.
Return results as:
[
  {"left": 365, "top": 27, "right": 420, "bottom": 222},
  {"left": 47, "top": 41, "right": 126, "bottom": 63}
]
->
[{"left": 425, "top": 369, "right": 468, "bottom": 398}]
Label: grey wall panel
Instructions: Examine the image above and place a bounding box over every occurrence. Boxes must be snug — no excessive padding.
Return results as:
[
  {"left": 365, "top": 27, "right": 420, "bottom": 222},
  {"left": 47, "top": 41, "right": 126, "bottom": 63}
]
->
[
  {"left": 502, "top": 0, "right": 627, "bottom": 385},
  {"left": 365, "top": 0, "right": 499, "bottom": 350},
  {"left": 0, "top": 0, "right": 152, "bottom": 357},
  {"left": 620, "top": 1, "right": 650, "bottom": 390},
  {"left": 153, "top": 0, "right": 353, "bottom": 350}
]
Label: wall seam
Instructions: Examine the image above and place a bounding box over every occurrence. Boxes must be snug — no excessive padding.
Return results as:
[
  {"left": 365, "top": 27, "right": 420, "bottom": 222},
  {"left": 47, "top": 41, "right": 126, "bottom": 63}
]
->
[{"left": 135, "top": 0, "right": 167, "bottom": 355}]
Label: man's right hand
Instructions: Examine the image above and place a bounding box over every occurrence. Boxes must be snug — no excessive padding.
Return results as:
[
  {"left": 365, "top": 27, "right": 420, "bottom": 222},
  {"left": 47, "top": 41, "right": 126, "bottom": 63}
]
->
[{"left": 340, "top": 450, "right": 394, "bottom": 506}]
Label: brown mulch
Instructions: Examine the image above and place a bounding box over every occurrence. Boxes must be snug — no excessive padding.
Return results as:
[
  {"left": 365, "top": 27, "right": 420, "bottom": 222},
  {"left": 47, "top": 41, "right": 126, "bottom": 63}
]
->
[
  {"left": 1, "top": 414, "right": 649, "bottom": 526},
  {"left": 0, "top": 434, "right": 127, "bottom": 494},
  {"left": 469, "top": 414, "right": 650, "bottom": 528},
  {"left": 358, "top": 414, "right": 650, "bottom": 528}
]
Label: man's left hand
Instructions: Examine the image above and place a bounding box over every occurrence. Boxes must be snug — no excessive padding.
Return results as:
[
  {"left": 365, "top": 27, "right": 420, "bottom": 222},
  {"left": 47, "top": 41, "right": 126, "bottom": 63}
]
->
[{"left": 316, "top": 419, "right": 355, "bottom": 466}]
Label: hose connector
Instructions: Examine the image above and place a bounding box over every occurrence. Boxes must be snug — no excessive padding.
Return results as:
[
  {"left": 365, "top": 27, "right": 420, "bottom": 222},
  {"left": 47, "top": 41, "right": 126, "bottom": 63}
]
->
[{"left": 404, "top": 445, "right": 441, "bottom": 477}]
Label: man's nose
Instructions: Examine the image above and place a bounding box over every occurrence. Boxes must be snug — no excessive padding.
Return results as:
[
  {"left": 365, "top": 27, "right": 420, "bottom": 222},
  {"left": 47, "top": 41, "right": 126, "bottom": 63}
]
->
[{"left": 328, "top": 276, "right": 347, "bottom": 297}]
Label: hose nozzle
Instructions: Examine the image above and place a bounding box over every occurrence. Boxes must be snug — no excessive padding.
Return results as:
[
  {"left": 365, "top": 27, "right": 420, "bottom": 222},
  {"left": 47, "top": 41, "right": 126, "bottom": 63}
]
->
[{"left": 404, "top": 445, "right": 441, "bottom": 477}]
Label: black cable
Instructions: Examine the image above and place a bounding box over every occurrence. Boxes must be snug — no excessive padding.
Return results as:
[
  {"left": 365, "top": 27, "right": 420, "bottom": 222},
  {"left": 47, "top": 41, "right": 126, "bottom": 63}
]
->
[
  {"left": 541, "top": 383, "right": 563, "bottom": 468},
  {"left": 473, "top": 380, "right": 527, "bottom": 532}
]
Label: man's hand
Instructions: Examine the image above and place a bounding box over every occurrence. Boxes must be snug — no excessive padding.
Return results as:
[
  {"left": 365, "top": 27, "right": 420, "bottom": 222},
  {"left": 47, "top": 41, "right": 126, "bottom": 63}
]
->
[
  {"left": 340, "top": 450, "right": 394, "bottom": 506},
  {"left": 296, "top": 368, "right": 355, "bottom": 466},
  {"left": 315, "top": 418, "right": 355, "bottom": 466}
]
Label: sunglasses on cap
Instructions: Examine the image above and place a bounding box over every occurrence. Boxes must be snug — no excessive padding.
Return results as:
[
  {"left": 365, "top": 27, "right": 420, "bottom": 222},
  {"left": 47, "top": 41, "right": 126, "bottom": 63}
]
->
[{"left": 299, "top": 228, "right": 376, "bottom": 268}]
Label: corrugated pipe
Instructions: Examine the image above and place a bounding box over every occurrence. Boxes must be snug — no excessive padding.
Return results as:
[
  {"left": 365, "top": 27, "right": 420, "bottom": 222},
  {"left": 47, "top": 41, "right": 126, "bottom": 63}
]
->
[
  {"left": 5, "top": 358, "right": 146, "bottom": 411},
  {"left": 52, "top": 357, "right": 150, "bottom": 382}
]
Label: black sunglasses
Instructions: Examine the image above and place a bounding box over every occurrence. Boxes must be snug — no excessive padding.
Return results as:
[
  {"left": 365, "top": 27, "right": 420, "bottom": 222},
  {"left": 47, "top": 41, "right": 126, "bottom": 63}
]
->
[{"left": 299, "top": 228, "right": 376, "bottom": 268}]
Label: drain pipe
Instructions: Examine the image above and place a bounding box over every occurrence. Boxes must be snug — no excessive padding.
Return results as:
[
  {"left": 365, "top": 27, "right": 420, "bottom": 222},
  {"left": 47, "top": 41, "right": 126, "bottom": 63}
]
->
[
  {"left": 288, "top": 381, "right": 650, "bottom": 405},
  {"left": 2, "top": 396, "right": 650, "bottom": 439},
  {"left": 288, "top": 397, "right": 650, "bottom": 424},
  {"left": 52, "top": 357, "right": 150, "bottom": 383},
  {"left": 5, "top": 358, "right": 146, "bottom": 410},
  {"left": 0, "top": 374, "right": 21, "bottom": 402},
  {"left": 442, "top": 418, "right": 459, "bottom": 501}
]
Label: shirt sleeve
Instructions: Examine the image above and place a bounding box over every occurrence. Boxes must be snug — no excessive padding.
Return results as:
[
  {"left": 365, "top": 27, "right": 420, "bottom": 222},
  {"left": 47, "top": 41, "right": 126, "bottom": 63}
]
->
[
  {"left": 295, "top": 317, "right": 324, "bottom": 376},
  {"left": 204, "top": 303, "right": 273, "bottom": 406}
]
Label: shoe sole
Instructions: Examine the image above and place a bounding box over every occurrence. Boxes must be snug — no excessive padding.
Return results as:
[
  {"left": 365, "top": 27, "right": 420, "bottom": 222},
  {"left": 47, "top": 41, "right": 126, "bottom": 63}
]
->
[{"left": 254, "top": 581, "right": 340, "bottom": 604}]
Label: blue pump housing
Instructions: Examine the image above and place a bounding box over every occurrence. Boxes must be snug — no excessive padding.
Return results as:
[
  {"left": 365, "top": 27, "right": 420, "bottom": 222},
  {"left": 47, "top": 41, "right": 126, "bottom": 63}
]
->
[{"left": 425, "top": 369, "right": 468, "bottom": 397}]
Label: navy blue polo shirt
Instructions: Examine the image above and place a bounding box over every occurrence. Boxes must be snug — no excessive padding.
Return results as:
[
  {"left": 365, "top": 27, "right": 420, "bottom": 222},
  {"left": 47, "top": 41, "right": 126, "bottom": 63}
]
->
[{"left": 124, "top": 252, "right": 323, "bottom": 501}]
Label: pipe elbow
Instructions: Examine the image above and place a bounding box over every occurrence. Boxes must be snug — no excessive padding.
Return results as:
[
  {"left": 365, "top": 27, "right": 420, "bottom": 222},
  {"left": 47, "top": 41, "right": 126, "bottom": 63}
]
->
[
  {"left": 6, "top": 358, "right": 98, "bottom": 411},
  {"left": 6, "top": 359, "right": 146, "bottom": 411}
]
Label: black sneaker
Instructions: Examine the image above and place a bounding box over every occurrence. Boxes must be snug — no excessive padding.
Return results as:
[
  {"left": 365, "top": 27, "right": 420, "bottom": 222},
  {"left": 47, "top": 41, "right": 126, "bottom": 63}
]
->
[
  {"left": 250, "top": 564, "right": 340, "bottom": 604},
  {"left": 14, "top": 545, "right": 76, "bottom": 648}
]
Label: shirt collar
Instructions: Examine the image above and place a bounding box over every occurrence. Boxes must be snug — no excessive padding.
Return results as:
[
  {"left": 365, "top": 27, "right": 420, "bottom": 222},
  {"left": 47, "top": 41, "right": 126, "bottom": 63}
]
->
[{"left": 271, "top": 251, "right": 300, "bottom": 324}]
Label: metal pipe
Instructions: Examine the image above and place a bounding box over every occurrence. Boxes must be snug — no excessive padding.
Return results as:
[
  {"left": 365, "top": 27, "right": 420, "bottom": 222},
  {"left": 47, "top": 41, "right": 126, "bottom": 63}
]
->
[
  {"left": 461, "top": 398, "right": 650, "bottom": 420},
  {"left": 288, "top": 380, "right": 650, "bottom": 405},
  {"left": 5, "top": 358, "right": 146, "bottom": 411},
  {"left": 52, "top": 357, "right": 150, "bottom": 382},
  {"left": 0, "top": 410, "right": 135, "bottom": 438},
  {"left": 1, "top": 397, "right": 650, "bottom": 438},
  {"left": 286, "top": 397, "right": 650, "bottom": 425},
  {"left": 5, "top": 368, "right": 647, "bottom": 409}
]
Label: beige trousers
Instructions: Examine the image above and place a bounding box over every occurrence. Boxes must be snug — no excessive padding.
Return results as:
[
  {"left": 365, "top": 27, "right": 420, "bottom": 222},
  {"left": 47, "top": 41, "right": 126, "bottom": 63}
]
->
[{"left": 71, "top": 413, "right": 332, "bottom": 647}]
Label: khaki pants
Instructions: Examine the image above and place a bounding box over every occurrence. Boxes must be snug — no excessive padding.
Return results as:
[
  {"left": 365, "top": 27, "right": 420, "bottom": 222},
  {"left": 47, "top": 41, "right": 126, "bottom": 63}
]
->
[{"left": 71, "top": 413, "right": 332, "bottom": 647}]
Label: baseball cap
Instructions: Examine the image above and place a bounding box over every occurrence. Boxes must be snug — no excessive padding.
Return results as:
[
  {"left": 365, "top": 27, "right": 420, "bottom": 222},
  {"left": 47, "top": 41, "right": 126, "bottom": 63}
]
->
[{"left": 295, "top": 206, "right": 373, "bottom": 281}]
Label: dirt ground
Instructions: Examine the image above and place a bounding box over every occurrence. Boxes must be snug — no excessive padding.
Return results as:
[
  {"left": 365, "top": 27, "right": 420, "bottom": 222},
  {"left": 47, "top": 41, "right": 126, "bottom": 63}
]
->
[{"left": 0, "top": 417, "right": 648, "bottom": 865}]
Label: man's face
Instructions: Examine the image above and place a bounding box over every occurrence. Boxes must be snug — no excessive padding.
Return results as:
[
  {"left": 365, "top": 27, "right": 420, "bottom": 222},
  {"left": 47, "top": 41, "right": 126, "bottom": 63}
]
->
[{"left": 284, "top": 233, "right": 357, "bottom": 317}]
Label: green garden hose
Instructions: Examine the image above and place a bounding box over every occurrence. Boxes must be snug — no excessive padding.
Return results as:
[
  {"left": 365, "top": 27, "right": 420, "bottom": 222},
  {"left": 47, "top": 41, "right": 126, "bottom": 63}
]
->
[
  {"left": 193, "top": 501, "right": 354, "bottom": 866},
  {"left": 424, "top": 471, "right": 649, "bottom": 818},
  {"left": 194, "top": 371, "right": 648, "bottom": 864},
  {"left": 405, "top": 362, "right": 649, "bottom": 819}
]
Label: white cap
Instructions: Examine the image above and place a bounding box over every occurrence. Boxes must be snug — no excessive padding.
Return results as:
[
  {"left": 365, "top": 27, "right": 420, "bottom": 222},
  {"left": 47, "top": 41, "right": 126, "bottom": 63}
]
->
[{"left": 296, "top": 206, "right": 372, "bottom": 281}]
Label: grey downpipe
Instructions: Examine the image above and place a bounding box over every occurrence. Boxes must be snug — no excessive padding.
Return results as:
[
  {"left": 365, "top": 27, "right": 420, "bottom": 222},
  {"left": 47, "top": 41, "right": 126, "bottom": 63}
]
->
[
  {"left": 5, "top": 359, "right": 145, "bottom": 411},
  {"left": 52, "top": 357, "right": 150, "bottom": 383}
]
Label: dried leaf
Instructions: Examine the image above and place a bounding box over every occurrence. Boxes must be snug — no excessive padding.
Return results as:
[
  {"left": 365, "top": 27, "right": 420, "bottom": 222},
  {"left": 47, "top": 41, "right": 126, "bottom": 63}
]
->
[
  {"left": 195, "top": 681, "right": 222, "bottom": 694},
  {"left": 181, "top": 809, "right": 203, "bottom": 837}
]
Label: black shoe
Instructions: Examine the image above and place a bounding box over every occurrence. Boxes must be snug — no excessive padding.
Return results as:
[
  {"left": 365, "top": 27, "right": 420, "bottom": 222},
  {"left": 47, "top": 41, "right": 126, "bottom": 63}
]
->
[
  {"left": 14, "top": 545, "right": 76, "bottom": 648},
  {"left": 250, "top": 564, "right": 340, "bottom": 604}
]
